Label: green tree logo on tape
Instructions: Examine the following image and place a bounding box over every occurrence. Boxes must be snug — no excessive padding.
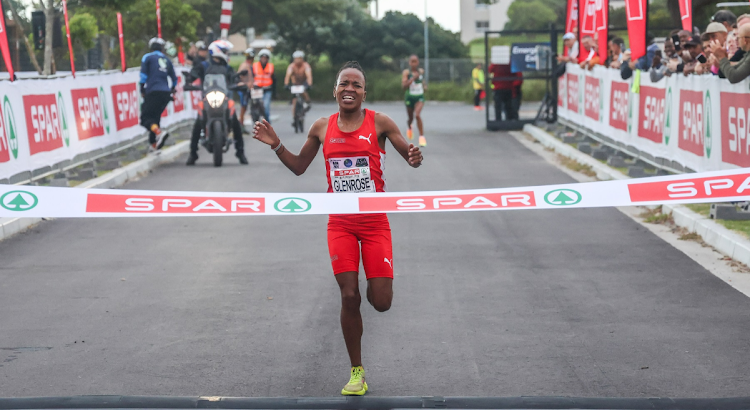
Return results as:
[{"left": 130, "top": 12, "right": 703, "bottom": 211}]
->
[
  {"left": 0, "top": 190, "right": 39, "bottom": 211},
  {"left": 544, "top": 189, "right": 582, "bottom": 206},
  {"left": 274, "top": 198, "right": 312, "bottom": 213}
]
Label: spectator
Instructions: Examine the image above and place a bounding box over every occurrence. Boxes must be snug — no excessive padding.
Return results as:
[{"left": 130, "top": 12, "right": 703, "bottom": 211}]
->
[
  {"left": 682, "top": 36, "right": 703, "bottom": 76},
  {"left": 579, "top": 36, "right": 601, "bottom": 70},
  {"left": 738, "top": 14, "right": 750, "bottom": 28},
  {"left": 609, "top": 37, "right": 625, "bottom": 69},
  {"left": 713, "top": 10, "right": 738, "bottom": 32},
  {"left": 472, "top": 63, "right": 485, "bottom": 110},
  {"left": 621, "top": 33, "right": 659, "bottom": 79},
  {"left": 650, "top": 39, "right": 681, "bottom": 82},
  {"left": 678, "top": 30, "right": 693, "bottom": 46},
  {"left": 715, "top": 23, "right": 750, "bottom": 83},
  {"left": 707, "top": 22, "right": 729, "bottom": 47},
  {"left": 557, "top": 33, "right": 579, "bottom": 64},
  {"left": 488, "top": 63, "right": 522, "bottom": 121}
]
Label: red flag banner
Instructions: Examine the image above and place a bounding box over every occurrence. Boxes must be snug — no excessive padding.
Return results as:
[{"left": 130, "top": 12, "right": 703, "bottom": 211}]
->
[
  {"left": 220, "top": 0, "right": 233, "bottom": 39},
  {"left": 596, "top": 0, "right": 609, "bottom": 63},
  {"left": 62, "top": 0, "right": 75, "bottom": 78},
  {"left": 0, "top": 0, "right": 15, "bottom": 81},
  {"left": 156, "top": 0, "right": 162, "bottom": 38},
  {"left": 564, "top": 0, "right": 578, "bottom": 56},
  {"left": 117, "top": 12, "right": 126, "bottom": 72},
  {"left": 625, "top": 0, "right": 648, "bottom": 61},
  {"left": 679, "top": 0, "right": 692, "bottom": 31},
  {"left": 578, "top": 0, "right": 596, "bottom": 63}
]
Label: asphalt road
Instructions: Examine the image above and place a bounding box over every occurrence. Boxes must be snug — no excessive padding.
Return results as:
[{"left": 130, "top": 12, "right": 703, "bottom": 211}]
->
[{"left": 1, "top": 102, "right": 750, "bottom": 398}]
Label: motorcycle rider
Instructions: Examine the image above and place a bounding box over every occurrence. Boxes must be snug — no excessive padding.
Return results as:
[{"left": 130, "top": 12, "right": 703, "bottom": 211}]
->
[
  {"left": 237, "top": 48, "right": 255, "bottom": 134},
  {"left": 186, "top": 40, "right": 248, "bottom": 166},
  {"left": 284, "top": 50, "right": 313, "bottom": 120},
  {"left": 253, "top": 49, "right": 275, "bottom": 123},
  {"left": 139, "top": 37, "right": 177, "bottom": 152}
]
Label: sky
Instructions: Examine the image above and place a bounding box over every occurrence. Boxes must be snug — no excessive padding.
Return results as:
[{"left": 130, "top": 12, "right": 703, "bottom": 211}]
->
[{"left": 369, "top": 0, "right": 462, "bottom": 33}]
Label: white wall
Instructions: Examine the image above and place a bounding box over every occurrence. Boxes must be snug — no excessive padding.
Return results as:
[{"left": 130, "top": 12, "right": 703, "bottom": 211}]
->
[{"left": 460, "top": 0, "right": 513, "bottom": 44}]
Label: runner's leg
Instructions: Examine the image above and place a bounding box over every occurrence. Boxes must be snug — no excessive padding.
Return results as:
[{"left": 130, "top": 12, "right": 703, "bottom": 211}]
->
[
  {"left": 336, "top": 272, "right": 363, "bottom": 366},
  {"left": 406, "top": 106, "right": 414, "bottom": 130},
  {"left": 360, "top": 222, "right": 394, "bottom": 312},
  {"left": 366, "top": 278, "right": 392, "bottom": 312},
  {"left": 414, "top": 101, "right": 424, "bottom": 136}
]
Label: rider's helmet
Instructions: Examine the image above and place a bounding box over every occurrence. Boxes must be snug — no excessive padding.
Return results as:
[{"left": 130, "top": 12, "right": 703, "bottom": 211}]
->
[
  {"left": 149, "top": 37, "right": 166, "bottom": 51},
  {"left": 195, "top": 40, "right": 207, "bottom": 51},
  {"left": 244, "top": 48, "right": 255, "bottom": 58},
  {"left": 292, "top": 50, "right": 305, "bottom": 59},
  {"left": 164, "top": 41, "right": 177, "bottom": 57},
  {"left": 258, "top": 48, "right": 272, "bottom": 59},
  {"left": 208, "top": 40, "right": 234, "bottom": 63}
]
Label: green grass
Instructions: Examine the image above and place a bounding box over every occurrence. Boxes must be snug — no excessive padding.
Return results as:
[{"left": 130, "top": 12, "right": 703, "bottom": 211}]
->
[
  {"left": 684, "top": 203, "right": 750, "bottom": 238},
  {"left": 685, "top": 203, "right": 711, "bottom": 216}
]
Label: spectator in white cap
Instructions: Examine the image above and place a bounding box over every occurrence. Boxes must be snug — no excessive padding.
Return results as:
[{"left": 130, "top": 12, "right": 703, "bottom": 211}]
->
[
  {"left": 557, "top": 32, "right": 579, "bottom": 64},
  {"left": 706, "top": 22, "right": 728, "bottom": 47}
]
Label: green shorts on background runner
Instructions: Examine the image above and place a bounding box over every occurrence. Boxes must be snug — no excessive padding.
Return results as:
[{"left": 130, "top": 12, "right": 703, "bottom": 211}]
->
[{"left": 405, "top": 94, "right": 425, "bottom": 108}]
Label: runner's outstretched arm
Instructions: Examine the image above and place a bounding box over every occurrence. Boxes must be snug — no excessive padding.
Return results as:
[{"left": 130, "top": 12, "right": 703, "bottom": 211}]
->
[
  {"left": 375, "top": 113, "right": 423, "bottom": 168},
  {"left": 253, "top": 118, "right": 323, "bottom": 175}
]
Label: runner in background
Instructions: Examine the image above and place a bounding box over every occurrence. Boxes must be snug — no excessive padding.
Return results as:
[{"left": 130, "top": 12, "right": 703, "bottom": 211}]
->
[
  {"left": 401, "top": 55, "right": 427, "bottom": 147},
  {"left": 238, "top": 48, "right": 255, "bottom": 134},
  {"left": 472, "top": 63, "right": 485, "bottom": 111},
  {"left": 139, "top": 37, "right": 177, "bottom": 153},
  {"left": 252, "top": 61, "right": 423, "bottom": 396}
]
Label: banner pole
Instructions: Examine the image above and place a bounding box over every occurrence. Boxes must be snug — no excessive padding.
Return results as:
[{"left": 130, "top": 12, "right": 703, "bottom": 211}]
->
[
  {"left": 0, "top": 0, "right": 15, "bottom": 81},
  {"left": 62, "top": 0, "right": 75, "bottom": 78},
  {"left": 117, "top": 12, "right": 126, "bottom": 73},
  {"left": 156, "top": 0, "right": 162, "bottom": 38}
]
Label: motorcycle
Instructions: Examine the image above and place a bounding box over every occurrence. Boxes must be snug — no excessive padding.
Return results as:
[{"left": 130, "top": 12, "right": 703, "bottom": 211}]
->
[{"left": 184, "top": 70, "right": 247, "bottom": 167}]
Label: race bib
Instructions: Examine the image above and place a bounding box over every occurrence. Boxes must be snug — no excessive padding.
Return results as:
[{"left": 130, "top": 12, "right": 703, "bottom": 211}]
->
[
  {"left": 409, "top": 81, "right": 424, "bottom": 95},
  {"left": 290, "top": 85, "right": 306, "bottom": 94},
  {"left": 251, "top": 88, "right": 264, "bottom": 99},
  {"left": 329, "top": 156, "right": 375, "bottom": 193}
]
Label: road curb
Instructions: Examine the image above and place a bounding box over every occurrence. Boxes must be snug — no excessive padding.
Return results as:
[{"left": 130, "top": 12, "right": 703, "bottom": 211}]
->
[
  {"left": 524, "top": 124, "right": 750, "bottom": 267},
  {"left": 0, "top": 140, "right": 189, "bottom": 242}
]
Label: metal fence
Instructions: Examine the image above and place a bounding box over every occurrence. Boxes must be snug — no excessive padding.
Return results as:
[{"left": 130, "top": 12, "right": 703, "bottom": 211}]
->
[{"left": 399, "top": 58, "right": 476, "bottom": 83}]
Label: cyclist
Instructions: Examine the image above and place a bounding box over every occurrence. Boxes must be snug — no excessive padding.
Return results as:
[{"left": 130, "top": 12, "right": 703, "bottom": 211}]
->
[
  {"left": 139, "top": 37, "right": 177, "bottom": 153},
  {"left": 186, "top": 40, "right": 248, "bottom": 165},
  {"left": 253, "top": 49, "right": 275, "bottom": 123},
  {"left": 401, "top": 54, "right": 427, "bottom": 147},
  {"left": 237, "top": 48, "right": 255, "bottom": 134},
  {"left": 284, "top": 50, "right": 313, "bottom": 120},
  {"left": 252, "top": 61, "right": 423, "bottom": 396}
]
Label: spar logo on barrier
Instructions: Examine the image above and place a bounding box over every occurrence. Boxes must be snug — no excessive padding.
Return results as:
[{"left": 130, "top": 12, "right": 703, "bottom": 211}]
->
[
  {"left": 0, "top": 190, "right": 38, "bottom": 211},
  {"left": 358, "top": 192, "right": 536, "bottom": 212},
  {"left": 0, "top": 96, "right": 18, "bottom": 163},
  {"left": 720, "top": 91, "right": 750, "bottom": 167},
  {"left": 71, "top": 88, "right": 107, "bottom": 140},
  {"left": 705, "top": 91, "right": 713, "bottom": 158},
  {"left": 544, "top": 189, "right": 582, "bottom": 206},
  {"left": 584, "top": 76, "right": 600, "bottom": 121},
  {"left": 638, "top": 86, "right": 666, "bottom": 143},
  {"left": 23, "top": 93, "right": 65, "bottom": 155},
  {"left": 628, "top": 173, "right": 750, "bottom": 202},
  {"left": 609, "top": 81, "right": 629, "bottom": 131},
  {"left": 111, "top": 83, "right": 139, "bottom": 130},
  {"left": 85, "top": 194, "right": 265, "bottom": 214},
  {"left": 173, "top": 76, "right": 185, "bottom": 113},
  {"left": 566, "top": 73, "right": 579, "bottom": 114},
  {"left": 274, "top": 197, "right": 311, "bottom": 213},
  {"left": 558, "top": 76, "right": 566, "bottom": 108},
  {"left": 58, "top": 92, "right": 70, "bottom": 147},
  {"left": 678, "top": 89, "right": 704, "bottom": 157},
  {"left": 664, "top": 87, "right": 672, "bottom": 145}
]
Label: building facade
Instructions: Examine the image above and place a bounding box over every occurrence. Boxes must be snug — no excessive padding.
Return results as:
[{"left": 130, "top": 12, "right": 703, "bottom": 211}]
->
[{"left": 460, "top": 0, "right": 513, "bottom": 44}]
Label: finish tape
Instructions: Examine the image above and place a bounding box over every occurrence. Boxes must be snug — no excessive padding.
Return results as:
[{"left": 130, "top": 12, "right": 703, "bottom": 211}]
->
[{"left": 3, "top": 168, "right": 750, "bottom": 218}]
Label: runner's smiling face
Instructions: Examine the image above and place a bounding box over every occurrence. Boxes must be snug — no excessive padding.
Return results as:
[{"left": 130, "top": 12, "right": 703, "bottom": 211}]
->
[{"left": 334, "top": 68, "right": 366, "bottom": 111}]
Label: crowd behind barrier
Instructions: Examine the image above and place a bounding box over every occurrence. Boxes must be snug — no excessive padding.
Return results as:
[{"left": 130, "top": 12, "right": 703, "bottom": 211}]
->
[
  {"left": 558, "top": 62, "right": 750, "bottom": 173},
  {"left": 0, "top": 67, "right": 198, "bottom": 182}
]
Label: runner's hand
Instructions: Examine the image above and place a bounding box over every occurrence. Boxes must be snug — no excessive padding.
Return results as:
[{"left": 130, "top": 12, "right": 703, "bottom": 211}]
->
[
  {"left": 408, "top": 144, "right": 423, "bottom": 168},
  {"left": 253, "top": 119, "right": 280, "bottom": 147}
]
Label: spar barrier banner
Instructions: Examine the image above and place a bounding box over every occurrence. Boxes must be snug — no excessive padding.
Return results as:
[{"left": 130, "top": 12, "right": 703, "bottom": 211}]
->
[
  {"left": 0, "top": 0, "right": 15, "bottom": 82},
  {"left": 557, "top": 64, "right": 750, "bottom": 174},
  {"left": 0, "top": 68, "right": 198, "bottom": 181},
  {"left": 2, "top": 168, "right": 750, "bottom": 218},
  {"left": 625, "top": 0, "right": 648, "bottom": 61},
  {"left": 679, "top": 0, "right": 692, "bottom": 32}
]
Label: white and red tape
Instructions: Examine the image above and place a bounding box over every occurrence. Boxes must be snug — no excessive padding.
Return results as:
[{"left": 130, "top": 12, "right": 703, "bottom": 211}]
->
[{"left": 2, "top": 168, "right": 750, "bottom": 217}]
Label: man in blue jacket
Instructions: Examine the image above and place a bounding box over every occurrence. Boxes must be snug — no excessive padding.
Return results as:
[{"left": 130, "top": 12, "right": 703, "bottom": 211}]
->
[{"left": 140, "top": 37, "right": 177, "bottom": 152}]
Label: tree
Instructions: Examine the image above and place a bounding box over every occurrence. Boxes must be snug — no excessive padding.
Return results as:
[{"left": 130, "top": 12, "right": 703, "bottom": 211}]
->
[
  {"left": 504, "top": 0, "right": 557, "bottom": 31},
  {"left": 69, "top": 12, "right": 98, "bottom": 50}
]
